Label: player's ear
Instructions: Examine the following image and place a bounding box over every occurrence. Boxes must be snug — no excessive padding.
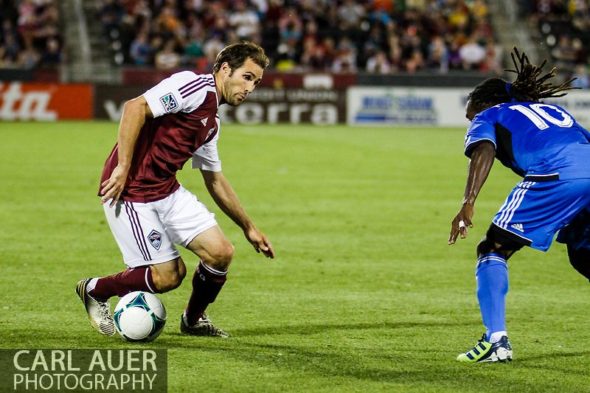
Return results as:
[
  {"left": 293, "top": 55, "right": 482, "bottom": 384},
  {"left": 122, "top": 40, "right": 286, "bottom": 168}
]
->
[{"left": 221, "top": 62, "right": 232, "bottom": 76}]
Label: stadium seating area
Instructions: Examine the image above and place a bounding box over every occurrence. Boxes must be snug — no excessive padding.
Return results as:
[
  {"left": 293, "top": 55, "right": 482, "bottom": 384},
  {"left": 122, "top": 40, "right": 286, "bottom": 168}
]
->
[
  {"left": 0, "top": 0, "right": 62, "bottom": 69},
  {"left": 98, "top": 0, "right": 502, "bottom": 74}
]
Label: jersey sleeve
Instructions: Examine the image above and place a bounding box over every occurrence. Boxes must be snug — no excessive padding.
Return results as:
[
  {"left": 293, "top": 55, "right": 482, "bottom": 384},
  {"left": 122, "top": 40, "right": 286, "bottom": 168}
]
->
[
  {"left": 464, "top": 113, "right": 497, "bottom": 157},
  {"left": 192, "top": 127, "right": 222, "bottom": 172},
  {"left": 143, "top": 71, "right": 210, "bottom": 117}
]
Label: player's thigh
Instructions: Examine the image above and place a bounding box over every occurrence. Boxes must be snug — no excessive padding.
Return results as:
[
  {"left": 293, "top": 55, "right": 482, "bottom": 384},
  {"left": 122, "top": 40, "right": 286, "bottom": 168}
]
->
[
  {"left": 185, "top": 225, "right": 234, "bottom": 269},
  {"left": 491, "top": 178, "right": 590, "bottom": 251},
  {"left": 103, "top": 200, "right": 180, "bottom": 267},
  {"left": 157, "top": 186, "right": 218, "bottom": 248}
]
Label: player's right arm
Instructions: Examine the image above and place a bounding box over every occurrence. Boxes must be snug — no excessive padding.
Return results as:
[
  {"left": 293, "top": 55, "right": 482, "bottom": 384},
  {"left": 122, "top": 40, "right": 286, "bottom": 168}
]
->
[
  {"left": 448, "top": 141, "right": 496, "bottom": 244},
  {"left": 100, "top": 96, "right": 153, "bottom": 206}
]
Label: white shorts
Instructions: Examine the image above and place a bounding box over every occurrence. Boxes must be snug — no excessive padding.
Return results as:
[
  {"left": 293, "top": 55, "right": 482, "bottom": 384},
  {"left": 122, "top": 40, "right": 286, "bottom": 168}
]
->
[{"left": 103, "top": 185, "right": 217, "bottom": 268}]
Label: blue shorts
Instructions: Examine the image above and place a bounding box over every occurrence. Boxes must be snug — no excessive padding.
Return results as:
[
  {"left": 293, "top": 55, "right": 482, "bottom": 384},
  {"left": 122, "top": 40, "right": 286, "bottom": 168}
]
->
[
  {"left": 556, "top": 207, "right": 590, "bottom": 250},
  {"left": 491, "top": 177, "right": 590, "bottom": 251}
]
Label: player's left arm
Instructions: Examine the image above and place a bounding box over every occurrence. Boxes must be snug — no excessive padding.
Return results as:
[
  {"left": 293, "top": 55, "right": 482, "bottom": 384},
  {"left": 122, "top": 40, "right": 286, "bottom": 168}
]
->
[
  {"left": 448, "top": 141, "right": 496, "bottom": 245},
  {"left": 201, "top": 170, "right": 275, "bottom": 258}
]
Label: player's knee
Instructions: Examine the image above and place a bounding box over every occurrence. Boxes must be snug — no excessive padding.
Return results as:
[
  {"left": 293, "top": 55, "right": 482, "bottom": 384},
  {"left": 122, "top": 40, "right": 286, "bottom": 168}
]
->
[
  {"left": 157, "top": 270, "right": 184, "bottom": 292},
  {"left": 206, "top": 242, "right": 235, "bottom": 271},
  {"left": 476, "top": 237, "right": 497, "bottom": 256},
  {"left": 151, "top": 259, "right": 186, "bottom": 292},
  {"left": 476, "top": 226, "right": 524, "bottom": 260},
  {"left": 567, "top": 244, "right": 590, "bottom": 282}
]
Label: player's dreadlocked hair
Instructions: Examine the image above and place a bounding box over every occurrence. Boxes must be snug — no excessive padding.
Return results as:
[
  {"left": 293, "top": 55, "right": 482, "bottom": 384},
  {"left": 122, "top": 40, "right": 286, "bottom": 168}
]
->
[{"left": 467, "top": 47, "right": 577, "bottom": 113}]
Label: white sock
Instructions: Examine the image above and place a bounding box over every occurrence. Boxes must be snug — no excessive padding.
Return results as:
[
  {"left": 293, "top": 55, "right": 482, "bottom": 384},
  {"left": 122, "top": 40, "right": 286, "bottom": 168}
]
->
[
  {"left": 489, "top": 331, "right": 507, "bottom": 343},
  {"left": 86, "top": 278, "right": 98, "bottom": 293}
]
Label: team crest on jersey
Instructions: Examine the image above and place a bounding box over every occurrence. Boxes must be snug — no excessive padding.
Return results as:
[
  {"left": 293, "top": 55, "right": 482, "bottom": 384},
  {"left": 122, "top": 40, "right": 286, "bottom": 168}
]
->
[
  {"left": 147, "top": 230, "right": 162, "bottom": 250},
  {"left": 159, "top": 93, "right": 178, "bottom": 112}
]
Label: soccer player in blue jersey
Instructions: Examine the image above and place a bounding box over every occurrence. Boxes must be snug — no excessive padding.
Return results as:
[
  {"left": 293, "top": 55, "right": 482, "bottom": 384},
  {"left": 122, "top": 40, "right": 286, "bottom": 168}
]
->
[{"left": 448, "top": 48, "right": 590, "bottom": 363}]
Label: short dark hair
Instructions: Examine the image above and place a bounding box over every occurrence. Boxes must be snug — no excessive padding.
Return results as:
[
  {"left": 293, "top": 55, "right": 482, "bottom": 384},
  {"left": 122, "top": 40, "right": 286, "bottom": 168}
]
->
[
  {"left": 213, "top": 41, "right": 270, "bottom": 73},
  {"left": 468, "top": 47, "right": 577, "bottom": 112}
]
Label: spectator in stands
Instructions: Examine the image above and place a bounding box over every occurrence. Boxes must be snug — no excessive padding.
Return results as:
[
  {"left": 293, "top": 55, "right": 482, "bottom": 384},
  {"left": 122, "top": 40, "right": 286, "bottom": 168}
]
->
[
  {"left": 459, "top": 36, "right": 486, "bottom": 70},
  {"left": 129, "top": 31, "right": 153, "bottom": 66},
  {"left": 552, "top": 35, "right": 578, "bottom": 71},
  {"left": 427, "top": 35, "right": 449, "bottom": 73},
  {"left": 155, "top": 39, "right": 180, "bottom": 70},
  {"left": 99, "top": 0, "right": 124, "bottom": 36},
  {"left": 571, "top": 64, "right": 590, "bottom": 89},
  {"left": 404, "top": 48, "right": 425, "bottom": 73},
  {"left": 338, "top": 0, "right": 366, "bottom": 32},
  {"left": 479, "top": 40, "right": 502, "bottom": 74},
  {"left": 1, "top": 32, "right": 20, "bottom": 65},
  {"left": 41, "top": 37, "right": 62, "bottom": 65},
  {"left": 18, "top": 42, "right": 39, "bottom": 69},
  {"left": 228, "top": 1, "right": 260, "bottom": 41},
  {"left": 366, "top": 49, "right": 392, "bottom": 74},
  {"left": 331, "top": 37, "right": 356, "bottom": 72}
]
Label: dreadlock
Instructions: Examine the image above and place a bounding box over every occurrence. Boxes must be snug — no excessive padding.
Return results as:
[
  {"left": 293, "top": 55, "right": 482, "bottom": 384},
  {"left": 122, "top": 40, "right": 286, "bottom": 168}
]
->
[{"left": 468, "top": 47, "right": 577, "bottom": 112}]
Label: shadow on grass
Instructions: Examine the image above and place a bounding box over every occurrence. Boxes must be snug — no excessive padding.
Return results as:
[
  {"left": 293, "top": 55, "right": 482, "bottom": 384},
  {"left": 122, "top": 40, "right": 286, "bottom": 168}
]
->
[
  {"left": 4, "top": 320, "right": 588, "bottom": 391},
  {"left": 169, "top": 319, "right": 473, "bottom": 338},
  {"left": 156, "top": 320, "right": 585, "bottom": 391}
]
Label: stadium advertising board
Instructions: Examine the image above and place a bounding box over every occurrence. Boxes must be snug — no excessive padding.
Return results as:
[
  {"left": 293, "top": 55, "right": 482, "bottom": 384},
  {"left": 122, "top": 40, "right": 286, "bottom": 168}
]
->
[
  {"left": 347, "top": 87, "right": 590, "bottom": 129},
  {"left": 218, "top": 88, "right": 346, "bottom": 125},
  {"left": 95, "top": 85, "right": 346, "bottom": 124},
  {"left": 347, "top": 87, "right": 471, "bottom": 127},
  {"left": 0, "top": 82, "right": 92, "bottom": 121},
  {"left": 542, "top": 91, "right": 590, "bottom": 128},
  {"left": 94, "top": 85, "right": 146, "bottom": 121}
]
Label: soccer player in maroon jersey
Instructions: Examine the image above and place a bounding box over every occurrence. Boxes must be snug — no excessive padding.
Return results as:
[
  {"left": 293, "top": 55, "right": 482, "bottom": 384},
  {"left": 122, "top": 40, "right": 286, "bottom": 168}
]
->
[{"left": 76, "top": 42, "right": 275, "bottom": 337}]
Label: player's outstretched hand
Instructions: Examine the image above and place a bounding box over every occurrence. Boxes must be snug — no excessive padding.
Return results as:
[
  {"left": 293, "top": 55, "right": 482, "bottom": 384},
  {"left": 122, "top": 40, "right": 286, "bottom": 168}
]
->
[
  {"left": 245, "top": 226, "right": 275, "bottom": 258},
  {"left": 448, "top": 204, "right": 474, "bottom": 245},
  {"left": 100, "top": 165, "right": 129, "bottom": 207}
]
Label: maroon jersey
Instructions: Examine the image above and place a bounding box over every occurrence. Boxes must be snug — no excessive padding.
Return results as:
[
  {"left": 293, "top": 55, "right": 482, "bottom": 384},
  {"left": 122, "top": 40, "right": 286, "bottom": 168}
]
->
[{"left": 100, "top": 72, "right": 222, "bottom": 203}]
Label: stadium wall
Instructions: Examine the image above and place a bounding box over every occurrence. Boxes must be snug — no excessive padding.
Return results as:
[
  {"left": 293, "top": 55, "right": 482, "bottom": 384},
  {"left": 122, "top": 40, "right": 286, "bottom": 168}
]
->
[{"left": 4, "top": 78, "right": 590, "bottom": 127}]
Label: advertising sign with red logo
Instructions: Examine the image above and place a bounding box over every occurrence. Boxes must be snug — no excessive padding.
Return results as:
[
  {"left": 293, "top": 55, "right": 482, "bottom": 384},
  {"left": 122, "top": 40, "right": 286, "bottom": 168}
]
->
[{"left": 0, "top": 82, "right": 92, "bottom": 121}]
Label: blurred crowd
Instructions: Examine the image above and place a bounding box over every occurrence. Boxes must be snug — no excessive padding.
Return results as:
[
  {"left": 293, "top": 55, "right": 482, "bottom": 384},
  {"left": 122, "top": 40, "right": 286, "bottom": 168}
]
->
[
  {"left": 519, "top": 0, "right": 590, "bottom": 88},
  {"left": 0, "top": 0, "right": 62, "bottom": 69},
  {"left": 100, "top": 0, "right": 502, "bottom": 74}
]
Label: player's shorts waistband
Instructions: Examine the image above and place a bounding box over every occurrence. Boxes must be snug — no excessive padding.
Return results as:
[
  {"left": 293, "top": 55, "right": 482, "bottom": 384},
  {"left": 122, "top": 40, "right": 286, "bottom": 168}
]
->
[{"left": 523, "top": 173, "right": 559, "bottom": 182}]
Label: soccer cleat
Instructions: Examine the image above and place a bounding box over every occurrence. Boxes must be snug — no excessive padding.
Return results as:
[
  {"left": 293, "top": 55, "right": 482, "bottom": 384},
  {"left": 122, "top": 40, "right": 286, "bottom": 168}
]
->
[
  {"left": 76, "top": 279, "right": 115, "bottom": 336},
  {"left": 456, "top": 334, "right": 513, "bottom": 363},
  {"left": 180, "top": 313, "right": 229, "bottom": 338}
]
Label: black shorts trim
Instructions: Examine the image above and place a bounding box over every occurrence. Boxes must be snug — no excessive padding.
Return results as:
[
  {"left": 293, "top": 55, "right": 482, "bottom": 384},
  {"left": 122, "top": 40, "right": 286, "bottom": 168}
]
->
[
  {"left": 489, "top": 223, "right": 532, "bottom": 248},
  {"left": 523, "top": 173, "right": 559, "bottom": 182}
]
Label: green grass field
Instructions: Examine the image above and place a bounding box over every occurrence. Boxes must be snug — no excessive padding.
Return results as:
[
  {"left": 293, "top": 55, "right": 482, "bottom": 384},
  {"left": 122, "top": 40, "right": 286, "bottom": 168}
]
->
[{"left": 1, "top": 121, "right": 589, "bottom": 392}]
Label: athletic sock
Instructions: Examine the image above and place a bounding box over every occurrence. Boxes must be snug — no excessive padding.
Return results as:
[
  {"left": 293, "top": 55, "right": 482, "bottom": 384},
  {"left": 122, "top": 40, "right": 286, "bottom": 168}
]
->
[
  {"left": 489, "top": 331, "right": 508, "bottom": 343},
  {"left": 185, "top": 261, "right": 227, "bottom": 326},
  {"left": 88, "top": 266, "right": 156, "bottom": 302},
  {"left": 476, "top": 252, "right": 509, "bottom": 342}
]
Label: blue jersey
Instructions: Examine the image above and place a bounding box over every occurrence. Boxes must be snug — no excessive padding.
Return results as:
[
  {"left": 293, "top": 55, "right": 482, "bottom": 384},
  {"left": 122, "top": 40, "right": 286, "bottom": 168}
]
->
[{"left": 464, "top": 102, "right": 590, "bottom": 179}]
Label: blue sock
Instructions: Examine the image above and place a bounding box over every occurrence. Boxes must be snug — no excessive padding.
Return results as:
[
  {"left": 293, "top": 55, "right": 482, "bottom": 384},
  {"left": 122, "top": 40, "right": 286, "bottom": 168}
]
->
[{"left": 476, "top": 253, "right": 509, "bottom": 341}]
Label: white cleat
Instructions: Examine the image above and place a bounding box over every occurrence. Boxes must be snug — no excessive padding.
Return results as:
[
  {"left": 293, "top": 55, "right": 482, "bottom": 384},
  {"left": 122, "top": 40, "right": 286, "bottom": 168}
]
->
[{"left": 76, "top": 279, "right": 115, "bottom": 336}]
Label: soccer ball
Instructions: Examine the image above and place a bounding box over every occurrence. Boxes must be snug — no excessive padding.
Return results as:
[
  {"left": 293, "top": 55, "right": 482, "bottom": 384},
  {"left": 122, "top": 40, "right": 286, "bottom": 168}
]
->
[{"left": 113, "top": 291, "right": 166, "bottom": 342}]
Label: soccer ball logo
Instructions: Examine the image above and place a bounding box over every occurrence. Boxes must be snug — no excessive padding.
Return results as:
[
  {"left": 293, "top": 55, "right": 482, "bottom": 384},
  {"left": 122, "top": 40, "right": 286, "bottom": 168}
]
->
[{"left": 113, "top": 291, "right": 167, "bottom": 342}]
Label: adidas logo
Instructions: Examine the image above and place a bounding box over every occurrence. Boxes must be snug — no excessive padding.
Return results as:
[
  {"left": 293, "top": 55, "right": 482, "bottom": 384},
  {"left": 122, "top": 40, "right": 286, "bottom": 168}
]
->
[
  {"left": 200, "top": 117, "right": 208, "bottom": 126},
  {"left": 510, "top": 223, "right": 524, "bottom": 232}
]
